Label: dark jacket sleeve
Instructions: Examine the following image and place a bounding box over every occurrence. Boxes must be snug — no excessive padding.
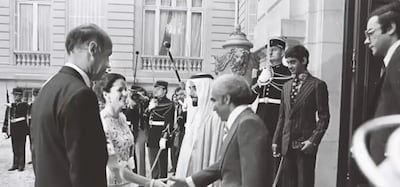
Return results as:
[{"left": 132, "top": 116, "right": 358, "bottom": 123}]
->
[
  {"left": 192, "top": 162, "right": 221, "bottom": 187},
  {"left": 238, "top": 117, "right": 272, "bottom": 187},
  {"left": 309, "top": 81, "right": 330, "bottom": 145},
  {"left": 273, "top": 90, "right": 285, "bottom": 147},
  {"left": 2, "top": 107, "right": 9, "bottom": 133},
  {"left": 60, "top": 89, "right": 108, "bottom": 187}
]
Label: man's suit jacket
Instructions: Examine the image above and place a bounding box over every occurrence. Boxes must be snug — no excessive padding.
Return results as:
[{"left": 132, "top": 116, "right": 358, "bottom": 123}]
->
[
  {"left": 273, "top": 75, "right": 330, "bottom": 155},
  {"left": 31, "top": 66, "right": 108, "bottom": 187},
  {"left": 369, "top": 45, "right": 400, "bottom": 164},
  {"left": 191, "top": 108, "right": 272, "bottom": 187}
]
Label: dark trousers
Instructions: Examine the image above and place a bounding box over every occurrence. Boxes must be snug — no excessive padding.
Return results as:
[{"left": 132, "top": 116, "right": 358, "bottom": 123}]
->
[
  {"left": 10, "top": 122, "right": 28, "bottom": 169},
  {"left": 170, "top": 145, "right": 179, "bottom": 172},
  {"left": 281, "top": 148, "right": 316, "bottom": 187},
  {"left": 148, "top": 147, "right": 168, "bottom": 179},
  {"left": 256, "top": 103, "right": 280, "bottom": 135}
]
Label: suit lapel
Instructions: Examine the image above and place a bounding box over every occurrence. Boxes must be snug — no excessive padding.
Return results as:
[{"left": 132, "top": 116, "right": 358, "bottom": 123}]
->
[
  {"left": 284, "top": 80, "right": 292, "bottom": 112},
  {"left": 218, "top": 109, "right": 250, "bottom": 168},
  {"left": 290, "top": 76, "right": 314, "bottom": 116}
]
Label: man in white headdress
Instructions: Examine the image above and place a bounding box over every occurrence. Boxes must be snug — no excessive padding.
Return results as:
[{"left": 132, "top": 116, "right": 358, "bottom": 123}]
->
[{"left": 175, "top": 74, "right": 224, "bottom": 184}]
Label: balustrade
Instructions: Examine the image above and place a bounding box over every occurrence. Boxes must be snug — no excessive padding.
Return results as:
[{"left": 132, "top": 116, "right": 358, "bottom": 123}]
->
[{"left": 14, "top": 51, "right": 51, "bottom": 66}]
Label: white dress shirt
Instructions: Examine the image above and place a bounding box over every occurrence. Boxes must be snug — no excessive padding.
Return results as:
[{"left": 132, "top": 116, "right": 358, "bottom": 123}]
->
[
  {"left": 186, "top": 105, "right": 249, "bottom": 187},
  {"left": 65, "top": 63, "right": 91, "bottom": 87},
  {"left": 383, "top": 40, "right": 400, "bottom": 67}
]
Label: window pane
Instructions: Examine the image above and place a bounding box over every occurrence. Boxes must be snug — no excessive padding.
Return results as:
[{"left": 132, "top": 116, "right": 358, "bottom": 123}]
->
[
  {"left": 144, "top": 10, "right": 155, "bottom": 55},
  {"left": 176, "top": 0, "right": 187, "bottom": 7},
  {"left": 18, "top": 4, "right": 33, "bottom": 51},
  {"left": 191, "top": 13, "right": 201, "bottom": 57},
  {"left": 192, "top": 0, "right": 202, "bottom": 7},
  {"left": 159, "top": 10, "right": 186, "bottom": 56},
  {"left": 38, "top": 4, "right": 51, "bottom": 51},
  {"left": 69, "top": 0, "right": 105, "bottom": 28},
  {"left": 145, "top": 0, "right": 156, "bottom": 5},
  {"left": 161, "top": 0, "right": 171, "bottom": 6}
]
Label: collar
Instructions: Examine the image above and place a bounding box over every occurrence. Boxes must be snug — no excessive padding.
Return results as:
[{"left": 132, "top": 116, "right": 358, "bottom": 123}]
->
[
  {"left": 65, "top": 63, "right": 91, "bottom": 87},
  {"left": 295, "top": 71, "right": 309, "bottom": 81},
  {"left": 383, "top": 40, "right": 400, "bottom": 67},
  {"left": 226, "top": 105, "right": 248, "bottom": 130},
  {"left": 271, "top": 63, "right": 282, "bottom": 68}
]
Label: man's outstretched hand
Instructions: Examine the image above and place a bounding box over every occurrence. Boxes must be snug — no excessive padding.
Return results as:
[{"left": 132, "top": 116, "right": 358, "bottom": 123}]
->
[{"left": 169, "top": 177, "right": 189, "bottom": 187}]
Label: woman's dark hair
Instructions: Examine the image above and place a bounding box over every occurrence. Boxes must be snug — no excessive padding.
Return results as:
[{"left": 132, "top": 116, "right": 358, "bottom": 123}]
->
[{"left": 94, "top": 73, "right": 125, "bottom": 103}]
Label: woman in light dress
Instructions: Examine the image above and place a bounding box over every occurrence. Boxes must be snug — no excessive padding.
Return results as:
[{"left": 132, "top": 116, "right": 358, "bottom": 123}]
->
[{"left": 96, "top": 73, "right": 166, "bottom": 187}]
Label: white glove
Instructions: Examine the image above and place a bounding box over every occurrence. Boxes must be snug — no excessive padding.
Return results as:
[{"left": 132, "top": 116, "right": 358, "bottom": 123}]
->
[
  {"left": 148, "top": 99, "right": 158, "bottom": 111},
  {"left": 159, "top": 138, "right": 167, "bottom": 150},
  {"left": 127, "top": 156, "right": 135, "bottom": 170},
  {"left": 3, "top": 132, "right": 9, "bottom": 139}
]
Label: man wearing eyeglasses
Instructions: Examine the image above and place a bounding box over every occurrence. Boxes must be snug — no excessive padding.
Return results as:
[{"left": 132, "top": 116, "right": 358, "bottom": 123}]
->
[{"left": 364, "top": 1, "right": 400, "bottom": 165}]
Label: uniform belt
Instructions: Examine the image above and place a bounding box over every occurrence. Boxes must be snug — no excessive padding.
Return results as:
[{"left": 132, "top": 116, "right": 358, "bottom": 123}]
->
[
  {"left": 149, "top": 120, "right": 165, "bottom": 126},
  {"left": 10, "top": 117, "right": 26, "bottom": 123},
  {"left": 259, "top": 97, "right": 281, "bottom": 104}
]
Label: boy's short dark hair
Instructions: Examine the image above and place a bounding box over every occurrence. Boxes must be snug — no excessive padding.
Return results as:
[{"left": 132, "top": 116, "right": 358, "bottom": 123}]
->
[{"left": 285, "top": 45, "right": 310, "bottom": 66}]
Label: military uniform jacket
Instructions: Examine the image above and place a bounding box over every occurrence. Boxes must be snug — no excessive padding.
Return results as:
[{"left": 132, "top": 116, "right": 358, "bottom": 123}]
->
[
  {"left": 254, "top": 64, "right": 291, "bottom": 101},
  {"left": 147, "top": 96, "right": 175, "bottom": 148},
  {"left": 2, "top": 102, "right": 29, "bottom": 135}
]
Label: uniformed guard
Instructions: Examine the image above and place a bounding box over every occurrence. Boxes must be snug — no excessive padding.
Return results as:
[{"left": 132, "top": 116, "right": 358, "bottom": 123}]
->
[
  {"left": 252, "top": 37, "right": 292, "bottom": 136},
  {"left": 146, "top": 81, "right": 175, "bottom": 179},
  {"left": 2, "top": 88, "right": 29, "bottom": 171}
]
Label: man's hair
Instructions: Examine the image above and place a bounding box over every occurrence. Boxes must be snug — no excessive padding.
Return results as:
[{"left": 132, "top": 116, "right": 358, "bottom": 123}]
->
[
  {"left": 370, "top": 1, "right": 400, "bottom": 37},
  {"left": 213, "top": 74, "right": 253, "bottom": 106},
  {"left": 285, "top": 45, "right": 310, "bottom": 67},
  {"left": 65, "top": 23, "right": 112, "bottom": 55}
]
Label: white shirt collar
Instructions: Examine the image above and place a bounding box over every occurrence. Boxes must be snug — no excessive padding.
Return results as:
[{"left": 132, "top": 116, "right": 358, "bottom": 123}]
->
[
  {"left": 383, "top": 40, "right": 400, "bottom": 67},
  {"left": 65, "top": 63, "right": 91, "bottom": 87},
  {"left": 226, "top": 105, "right": 248, "bottom": 130}
]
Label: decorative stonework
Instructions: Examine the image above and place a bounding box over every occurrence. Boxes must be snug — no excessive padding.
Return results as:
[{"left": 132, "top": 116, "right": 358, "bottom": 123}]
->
[{"left": 213, "top": 26, "right": 259, "bottom": 84}]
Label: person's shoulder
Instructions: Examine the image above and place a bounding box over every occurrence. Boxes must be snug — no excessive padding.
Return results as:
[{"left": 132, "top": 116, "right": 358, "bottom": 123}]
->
[{"left": 239, "top": 109, "right": 264, "bottom": 125}]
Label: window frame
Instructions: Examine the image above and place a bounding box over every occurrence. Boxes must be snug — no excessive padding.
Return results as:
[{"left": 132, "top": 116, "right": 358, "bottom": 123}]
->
[
  {"left": 142, "top": 0, "right": 204, "bottom": 57},
  {"left": 16, "top": 0, "right": 51, "bottom": 52}
]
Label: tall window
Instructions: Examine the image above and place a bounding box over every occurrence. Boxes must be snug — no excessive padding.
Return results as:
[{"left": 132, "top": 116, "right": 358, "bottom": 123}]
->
[
  {"left": 68, "top": 0, "right": 105, "bottom": 29},
  {"left": 16, "top": 1, "right": 51, "bottom": 51},
  {"left": 143, "top": 0, "right": 203, "bottom": 57}
]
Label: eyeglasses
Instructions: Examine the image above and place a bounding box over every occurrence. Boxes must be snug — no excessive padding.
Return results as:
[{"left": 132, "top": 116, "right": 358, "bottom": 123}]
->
[{"left": 364, "top": 27, "right": 381, "bottom": 40}]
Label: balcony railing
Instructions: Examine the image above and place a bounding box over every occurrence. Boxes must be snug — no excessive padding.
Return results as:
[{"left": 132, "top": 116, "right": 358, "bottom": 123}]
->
[
  {"left": 14, "top": 51, "right": 51, "bottom": 66},
  {"left": 141, "top": 55, "right": 203, "bottom": 72}
]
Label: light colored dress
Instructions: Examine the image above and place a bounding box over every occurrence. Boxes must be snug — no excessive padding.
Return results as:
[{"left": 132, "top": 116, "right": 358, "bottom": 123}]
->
[{"left": 101, "top": 110, "right": 136, "bottom": 187}]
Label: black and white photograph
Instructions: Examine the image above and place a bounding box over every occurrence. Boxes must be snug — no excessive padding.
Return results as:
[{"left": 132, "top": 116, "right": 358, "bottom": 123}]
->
[{"left": 0, "top": 0, "right": 400, "bottom": 186}]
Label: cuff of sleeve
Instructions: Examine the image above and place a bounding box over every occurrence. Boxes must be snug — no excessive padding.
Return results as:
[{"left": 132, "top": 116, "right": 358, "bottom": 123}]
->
[{"left": 186, "top": 177, "right": 196, "bottom": 187}]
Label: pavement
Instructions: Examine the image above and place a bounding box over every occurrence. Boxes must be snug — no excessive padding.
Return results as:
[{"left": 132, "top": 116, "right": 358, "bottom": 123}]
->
[
  {"left": 0, "top": 136, "right": 174, "bottom": 187},
  {"left": 0, "top": 136, "right": 34, "bottom": 187}
]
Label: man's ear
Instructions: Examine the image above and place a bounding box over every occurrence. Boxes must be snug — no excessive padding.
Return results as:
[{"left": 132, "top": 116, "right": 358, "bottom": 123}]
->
[
  {"left": 302, "top": 57, "right": 307, "bottom": 65},
  {"left": 222, "top": 94, "right": 231, "bottom": 105},
  {"left": 388, "top": 22, "right": 397, "bottom": 35},
  {"left": 88, "top": 41, "right": 98, "bottom": 55},
  {"left": 103, "top": 91, "right": 109, "bottom": 102}
]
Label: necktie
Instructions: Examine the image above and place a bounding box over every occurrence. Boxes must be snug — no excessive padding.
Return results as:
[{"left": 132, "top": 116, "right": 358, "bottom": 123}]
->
[
  {"left": 223, "top": 122, "right": 229, "bottom": 141},
  {"left": 290, "top": 77, "right": 300, "bottom": 105}
]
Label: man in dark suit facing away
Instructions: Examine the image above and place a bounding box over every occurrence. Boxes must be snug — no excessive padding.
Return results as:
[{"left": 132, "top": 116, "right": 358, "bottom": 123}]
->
[
  {"left": 272, "top": 45, "right": 330, "bottom": 187},
  {"left": 170, "top": 74, "right": 272, "bottom": 187},
  {"left": 30, "top": 24, "right": 112, "bottom": 187},
  {"left": 364, "top": 1, "right": 400, "bottom": 165}
]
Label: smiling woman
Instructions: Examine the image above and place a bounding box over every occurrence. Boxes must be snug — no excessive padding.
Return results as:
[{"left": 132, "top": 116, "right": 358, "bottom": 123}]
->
[{"left": 95, "top": 73, "right": 167, "bottom": 187}]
